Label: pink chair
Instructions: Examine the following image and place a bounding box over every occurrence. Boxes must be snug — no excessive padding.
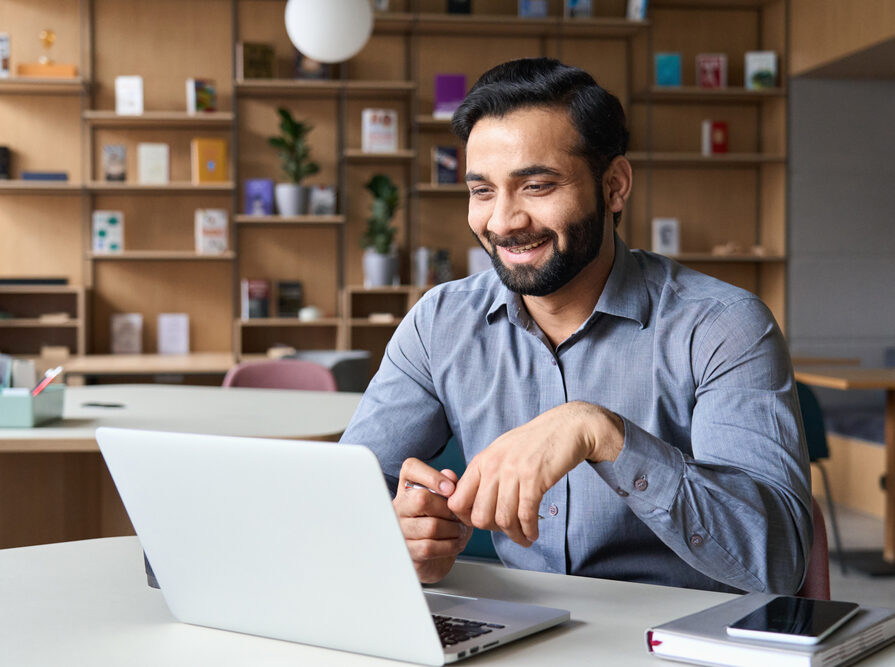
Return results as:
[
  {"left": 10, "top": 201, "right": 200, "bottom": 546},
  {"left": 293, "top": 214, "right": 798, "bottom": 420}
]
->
[
  {"left": 222, "top": 359, "right": 338, "bottom": 392},
  {"left": 796, "top": 497, "right": 831, "bottom": 600}
]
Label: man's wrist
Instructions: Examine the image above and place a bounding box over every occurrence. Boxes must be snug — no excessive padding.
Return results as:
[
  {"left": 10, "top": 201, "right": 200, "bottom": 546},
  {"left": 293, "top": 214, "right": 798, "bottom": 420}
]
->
[{"left": 574, "top": 401, "right": 625, "bottom": 463}]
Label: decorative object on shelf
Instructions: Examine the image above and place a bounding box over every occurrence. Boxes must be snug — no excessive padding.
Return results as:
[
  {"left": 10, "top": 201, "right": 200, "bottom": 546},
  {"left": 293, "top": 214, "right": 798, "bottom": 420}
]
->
[
  {"left": 651, "top": 217, "right": 680, "bottom": 256},
  {"left": 564, "top": 0, "right": 592, "bottom": 18},
  {"left": 244, "top": 178, "right": 274, "bottom": 215},
  {"left": 114, "top": 75, "right": 144, "bottom": 115},
  {"left": 433, "top": 74, "right": 466, "bottom": 120},
  {"left": 308, "top": 185, "right": 337, "bottom": 215},
  {"left": 92, "top": 210, "right": 124, "bottom": 254},
  {"left": 700, "top": 120, "right": 728, "bottom": 155},
  {"left": 447, "top": 0, "right": 471, "bottom": 13},
  {"left": 190, "top": 137, "right": 228, "bottom": 184},
  {"left": 433, "top": 248, "right": 453, "bottom": 284},
  {"left": 431, "top": 146, "right": 459, "bottom": 184},
  {"left": 21, "top": 171, "right": 67, "bottom": 181},
  {"left": 284, "top": 0, "right": 373, "bottom": 64},
  {"left": 745, "top": 51, "right": 777, "bottom": 90},
  {"left": 626, "top": 0, "right": 648, "bottom": 21},
  {"left": 102, "top": 145, "right": 126, "bottom": 182},
  {"left": 236, "top": 42, "right": 275, "bottom": 80},
  {"left": 0, "top": 146, "right": 9, "bottom": 179},
  {"left": 240, "top": 279, "right": 271, "bottom": 319},
  {"left": 654, "top": 52, "right": 681, "bottom": 87},
  {"left": 0, "top": 34, "right": 9, "bottom": 78},
  {"left": 696, "top": 53, "right": 727, "bottom": 88},
  {"left": 276, "top": 281, "right": 304, "bottom": 317},
  {"left": 137, "top": 142, "right": 169, "bottom": 184},
  {"left": 157, "top": 313, "right": 190, "bottom": 355},
  {"left": 711, "top": 242, "right": 767, "bottom": 257},
  {"left": 467, "top": 247, "right": 491, "bottom": 275},
  {"left": 185, "top": 78, "right": 217, "bottom": 113},
  {"left": 194, "top": 209, "right": 228, "bottom": 255},
  {"left": 361, "top": 173, "right": 400, "bottom": 288},
  {"left": 518, "top": 0, "right": 547, "bottom": 18},
  {"left": 361, "top": 108, "right": 398, "bottom": 153},
  {"left": 413, "top": 247, "right": 432, "bottom": 288},
  {"left": 292, "top": 49, "right": 332, "bottom": 80},
  {"left": 111, "top": 313, "right": 142, "bottom": 354},
  {"left": 15, "top": 28, "right": 77, "bottom": 78},
  {"left": 298, "top": 305, "right": 322, "bottom": 322},
  {"left": 268, "top": 107, "right": 320, "bottom": 216}
]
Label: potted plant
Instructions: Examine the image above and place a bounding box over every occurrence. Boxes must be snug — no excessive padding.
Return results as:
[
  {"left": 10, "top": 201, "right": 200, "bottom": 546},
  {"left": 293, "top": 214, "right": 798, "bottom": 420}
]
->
[
  {"left": 268, "top": 107, "right": 320, "bottom": 216},
  {"left": 360, "top": 173, "right": 400, "bottom": 287}
]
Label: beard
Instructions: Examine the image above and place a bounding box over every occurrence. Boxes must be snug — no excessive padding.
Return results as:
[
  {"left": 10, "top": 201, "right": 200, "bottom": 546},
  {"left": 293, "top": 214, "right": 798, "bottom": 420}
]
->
[{"left": 477, "top": 191, "right": 606, "bottom": 297}]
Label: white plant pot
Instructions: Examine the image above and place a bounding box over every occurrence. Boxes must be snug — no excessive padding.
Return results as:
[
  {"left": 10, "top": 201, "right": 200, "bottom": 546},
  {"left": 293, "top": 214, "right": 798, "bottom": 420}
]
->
[
  {"left": 363, "top": 249, "right": 399, "bottom": 288},
  {"left": 274, "top": 183, "right": 306, "bottom": 216}
]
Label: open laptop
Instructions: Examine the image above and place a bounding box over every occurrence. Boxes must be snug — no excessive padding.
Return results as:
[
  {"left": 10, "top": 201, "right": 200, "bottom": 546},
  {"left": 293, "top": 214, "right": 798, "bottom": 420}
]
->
[{"left": 96, "top": 427, "right": 569, "bottom": 665}]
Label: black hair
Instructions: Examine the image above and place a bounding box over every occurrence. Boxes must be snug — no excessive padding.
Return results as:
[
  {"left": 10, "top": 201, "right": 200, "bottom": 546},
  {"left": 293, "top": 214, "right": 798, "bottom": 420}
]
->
[{"left": 452, "top": 57, "right": 629, "bottom": 225}]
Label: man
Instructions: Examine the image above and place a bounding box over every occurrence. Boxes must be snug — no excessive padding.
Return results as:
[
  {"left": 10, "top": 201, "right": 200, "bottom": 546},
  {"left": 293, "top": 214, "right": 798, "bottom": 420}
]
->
[{"left": 340, "top": 58, "right": 812, "bottom": 594}]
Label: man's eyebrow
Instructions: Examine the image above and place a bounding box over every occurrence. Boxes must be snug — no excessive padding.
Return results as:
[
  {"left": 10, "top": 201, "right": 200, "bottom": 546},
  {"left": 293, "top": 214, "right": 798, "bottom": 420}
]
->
[
  {"left": 465, "top": 165, "right": 561, "bottom": 182},
  {"left": 465, "top": 172, "right": 486, "bottom": 183}
]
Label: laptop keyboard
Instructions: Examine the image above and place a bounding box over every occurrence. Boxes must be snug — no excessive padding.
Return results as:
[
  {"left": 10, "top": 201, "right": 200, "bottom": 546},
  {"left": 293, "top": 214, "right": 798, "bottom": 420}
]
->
[{"left": 432, "top": 614, "right": 506, "bottom": 647}]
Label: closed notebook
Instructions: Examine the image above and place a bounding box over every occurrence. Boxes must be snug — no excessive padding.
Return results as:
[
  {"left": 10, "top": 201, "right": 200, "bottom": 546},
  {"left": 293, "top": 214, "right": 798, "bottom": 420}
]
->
[
  {"left": 190, "top": 138, "right": 228, "bottom": 184},
  {"left": 647, "top": 592, "right": 895, "bottom": 667}
]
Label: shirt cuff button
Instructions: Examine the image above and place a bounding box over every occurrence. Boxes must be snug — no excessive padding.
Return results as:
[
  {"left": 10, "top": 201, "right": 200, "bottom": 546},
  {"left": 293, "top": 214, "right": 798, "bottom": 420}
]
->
[
  {"left": 548, "top": 503, "right": 559, "bottom": 516},
  {"left": 615, "top": 487, "right": 629, "bottom": 497},
  {"left": 689, "top": 534, "right": 704, "bottom": 547},
  {"left": 634, "top": 475, "right": 648, "bottom": 491}
]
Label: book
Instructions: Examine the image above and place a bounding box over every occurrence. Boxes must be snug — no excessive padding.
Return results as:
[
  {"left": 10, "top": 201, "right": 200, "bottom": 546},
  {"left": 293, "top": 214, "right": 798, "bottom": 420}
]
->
[
  {"left": 190, "top": 138, "right": 228, "bottom": 184},
  {"left": 240, "top": 279, "right": 270, "bottom": 319},
  {"left": 701, "top": 120, "right": 728, "bottom": 155},
  {"left": 433, "top": 74, "right": 466, "bottom": 120},
  {"left": 696, "top": 53, "right": 727, "bottom": 88},
  {"left": 115, "top": 75, "right": 144, "bottom": 115},
  {"left": 136, "top": 143, "right": 169, "bottom": 184},
  {"left": 21, "top": 171, "right": 68, "bottom": 181},
  {"left": 110, "top": 313, "right": 142, "bottom": 354},
  {"left": 194, "top": 209, "right": 228, "bottom": 254},
  {"left": 655, "top": 53, "right": 682, "bottom": 86},
  {"left": 91, "top": 210, "right": 124, "bottom": 254},
  {"left": 745, "top": 50, "right": 778, "bottom": 90},
  {"left": 447, "top": 0, "right": 471, "bottom": 13},
  {"left": 102, "top": 145, "right": 126, "bottom": 182},
  {"left": 626, "top": 0, "right": 648, "bottom": 20},
  {"left": 244, "top": 178, "right": 274, "bottom": 215},
  {"left": 432, "top": 146, "right": 459, "bottom": 184},
  {"left": 647, "top": 593, "right": 895, "bottom": 667},
  {"left": 276, "top": 281, "right": 304, "bottom": 317},
  {"left": 157, "top": 313, "right": 190, "bottom": 355},
  {"left": 186, "top": 78, "right": 217, "bottom": 113},
  {"left": 518, "top": 0, "right": 548, "bottom": 18},
  {"left": 0, "top": 146, "right": 9, "bottom": 179},
  {"left": 0, "top": 33, "right": 9, "bottom": 78},
  {"left": 236, "top": 42, "right": 275, "bottom": 80},
  {"left": 361, "top": 108, "right": 398, "bottom": 153},
  {"left": 651, "top": 217, "right": 679, "bottom": 255},
  {"left": 564, "top": 0, "right": 592, "bottom": 18},
  {"left": 308, "top": 185, "right": 337, "bottom": 215}
]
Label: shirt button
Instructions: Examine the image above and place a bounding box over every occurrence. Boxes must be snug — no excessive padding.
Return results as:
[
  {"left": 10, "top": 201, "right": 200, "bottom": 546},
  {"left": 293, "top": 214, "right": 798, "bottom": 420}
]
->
[
  {"left": 548, "top": 503, "right": 559, "bottom": 516},
  {"left": 690, "top": 534, "right": 704, "bottom": 547},
  {"left": 550, "top": 359, "right": 557, "bottom": 366},
  {"left": 615, "top": 487, "right": 629, "bottom": 497},
  {"left": 634, "top": 475, "right": 648, "bottom": 492}
]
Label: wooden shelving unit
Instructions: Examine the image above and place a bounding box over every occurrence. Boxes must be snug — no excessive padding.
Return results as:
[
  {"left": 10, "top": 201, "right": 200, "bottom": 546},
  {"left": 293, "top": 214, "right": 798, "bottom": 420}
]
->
[
  {"left": 0, "top": 285, "right": 86, "bottom": 356},
  {"left": 0, "top": 77, "right": 87, "bottom": 95},
  {"left": 82, "top": 110, "right": 234, "bottom": 127},
  {"left": 233, "top": 215, "right": 345, "bottom": 226},
  {"left": 89, "top": 251, "right": 236, "bottom": 261},
  {"left": 0, "top": 181, "right": 83, "bottom": 194}
]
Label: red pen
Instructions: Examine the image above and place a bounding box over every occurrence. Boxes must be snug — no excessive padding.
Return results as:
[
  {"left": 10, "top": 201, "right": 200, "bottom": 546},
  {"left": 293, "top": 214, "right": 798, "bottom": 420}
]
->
[{"left": 32, "top": 366, "right": 63, "bottom": 397}]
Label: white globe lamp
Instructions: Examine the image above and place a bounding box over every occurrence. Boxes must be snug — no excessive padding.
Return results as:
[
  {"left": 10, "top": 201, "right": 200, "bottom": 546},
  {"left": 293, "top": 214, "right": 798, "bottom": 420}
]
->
[{"left": 284, "top": 0, "right": 374, "bottom": 64}]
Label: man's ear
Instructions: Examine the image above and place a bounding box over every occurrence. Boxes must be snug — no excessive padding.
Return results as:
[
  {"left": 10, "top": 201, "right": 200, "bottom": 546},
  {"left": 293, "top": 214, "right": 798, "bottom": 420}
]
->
[{"left": 603, "top": 156, "right": 633, "bottom": 214}]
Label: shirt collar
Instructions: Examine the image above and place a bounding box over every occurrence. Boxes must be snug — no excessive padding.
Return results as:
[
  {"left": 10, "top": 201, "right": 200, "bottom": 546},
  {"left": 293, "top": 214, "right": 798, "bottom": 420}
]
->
[{"left": 485, "top": 232, "right": 650, "bottom": 329}]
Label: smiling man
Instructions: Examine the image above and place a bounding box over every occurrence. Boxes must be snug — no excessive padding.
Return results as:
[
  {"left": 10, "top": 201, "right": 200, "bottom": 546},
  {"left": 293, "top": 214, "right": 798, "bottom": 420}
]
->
[{"left": 340, "top": 58, "right": 812, "bottom": 594}]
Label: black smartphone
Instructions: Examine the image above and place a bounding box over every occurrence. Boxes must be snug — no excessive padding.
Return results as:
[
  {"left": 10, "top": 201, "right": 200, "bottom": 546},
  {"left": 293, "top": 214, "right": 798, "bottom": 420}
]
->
[{"left": 726, "top": 596, "right": 860, "bottom": 645}]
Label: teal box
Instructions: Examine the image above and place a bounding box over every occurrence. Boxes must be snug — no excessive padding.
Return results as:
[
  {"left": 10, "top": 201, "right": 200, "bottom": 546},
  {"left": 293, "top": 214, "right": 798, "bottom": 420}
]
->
[
  {"left": 0, "top": 384, "right": 65, "bottom": 427},
  {"left": 655, "top": 52, "right": 682, "bottom": 86}
]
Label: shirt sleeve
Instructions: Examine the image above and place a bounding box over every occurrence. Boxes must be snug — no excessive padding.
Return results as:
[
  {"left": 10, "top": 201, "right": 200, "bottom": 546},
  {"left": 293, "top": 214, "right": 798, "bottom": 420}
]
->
[
  {"left": 591, "top": 297, "right": 813, "bottom": 594},
  {"left": 339, "top": 296, "right": 452, "bottom": 496}
]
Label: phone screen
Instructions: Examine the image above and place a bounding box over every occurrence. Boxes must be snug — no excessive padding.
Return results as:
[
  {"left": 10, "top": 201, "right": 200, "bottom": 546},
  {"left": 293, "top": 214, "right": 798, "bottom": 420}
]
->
[{"left": 726, "top": 596, "right": 860, "bottom": 645}]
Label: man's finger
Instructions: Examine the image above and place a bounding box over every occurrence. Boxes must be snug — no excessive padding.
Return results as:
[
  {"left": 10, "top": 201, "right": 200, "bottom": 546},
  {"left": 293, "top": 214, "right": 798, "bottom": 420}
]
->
[
  {"left": 399, "top": 457, "right": 457, "bottom": 496},
  {"left": 399, "top": 516, "right": 467, "bottom": 541},
  {"left": 448, "top": 463, "right": 481, "bottom": 523}
]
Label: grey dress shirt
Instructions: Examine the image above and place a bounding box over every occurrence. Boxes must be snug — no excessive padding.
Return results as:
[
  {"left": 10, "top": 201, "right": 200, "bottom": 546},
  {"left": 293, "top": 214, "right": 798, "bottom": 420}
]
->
[{"left": 340, "top": 234, "right": 812, "bottom": 594}]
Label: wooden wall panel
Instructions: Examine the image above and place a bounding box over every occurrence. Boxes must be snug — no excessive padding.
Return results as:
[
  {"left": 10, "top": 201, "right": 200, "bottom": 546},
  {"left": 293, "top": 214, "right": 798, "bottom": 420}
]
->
[
  {"left": 240, "top": 325, "right": 339, "bottom": 354},
  {"left": 0, "top": 197, "right": 84, "bottom": 283},
  {"left": 417, "top": 196, "right": 473, "bottom": 277},
  {"left": 0, "top": 97, "right": 83, "bottom": 181},
  {"left": 0, "top": 0, "right": 82, "bottom": 70},
  {"left": 649, "top": 105, "right": 758, "bottom": 153},
  {"left": 348, "top": 35, "right": 407, "bottom": 81},
  {"left": 552, "top": 39, "right": 629, "bottom": 102}
]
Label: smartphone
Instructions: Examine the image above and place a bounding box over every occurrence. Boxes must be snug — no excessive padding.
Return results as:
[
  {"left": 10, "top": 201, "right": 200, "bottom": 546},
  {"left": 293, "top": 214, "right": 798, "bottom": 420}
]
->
[{"left": 726, "top": 596, "right": 860, "bottom": 645}]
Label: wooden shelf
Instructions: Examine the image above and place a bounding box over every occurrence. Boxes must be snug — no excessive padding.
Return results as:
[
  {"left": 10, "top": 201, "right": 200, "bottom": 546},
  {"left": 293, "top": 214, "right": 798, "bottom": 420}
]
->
[
  {"left": 235, "top": 79, "right": 414, "bottom": 98},
  {"left": 0, "top": 318, "right": 81, "bottom": 328},
  {"left": 671, "top": 253, "right": 786, "bottom": 263},
  {"left": 238, "top": 317, "right": 341, "bottom": 327},
  {"left": 633, "top": 86, "right": 787, "bottom": 104},
  {"left": 63, "top": 352, "right": 235, "bottom": 376},
  {"left": 650, "top": 0, "right": 777, "bottom": 8},
  {"left": 0, "top": 77, "right": 86, "bottom": 95},
  {"left": 415, "top": 183, "right": 467, "bottom": 195},
  {"left": 416, "top": 115, "right": 453, "bottom": 130},
  {"left": 344, "top": 80, "right": 416, "bottom": 96},
  {"left": 407, "top": 13, "right": 649, "bottom": 37},
  {"left": 348, "top": 317, "right": 402, "bottom": 327},
  {"left": 627, "top": 152, "right": 786, "bottom": 167},
  {"left": 82, "top": 110, "right": 234, "bottom": 127},
  {"left": 234, "top": 214, "right": 346, "bottom": 226},
  {"left": 0, "top": 285, "right": 81, "bottom": 294},
  {"left": 89, "top": 251, "right": 236, "bottom": 261},
  {"left": 86, "top": 182, "right": 234, "bottom": 193},
  {"left": 0, "top": 181, "right": 81, "bottom": 194},
  {"left": 343, "top": 149, "right": 416, "bottom": 162}
]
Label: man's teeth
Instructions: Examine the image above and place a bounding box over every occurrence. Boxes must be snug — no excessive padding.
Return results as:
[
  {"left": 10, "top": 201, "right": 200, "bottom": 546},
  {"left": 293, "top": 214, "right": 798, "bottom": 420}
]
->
[{"left": 508, "top": 239, "right": 547, "bottom": 253}]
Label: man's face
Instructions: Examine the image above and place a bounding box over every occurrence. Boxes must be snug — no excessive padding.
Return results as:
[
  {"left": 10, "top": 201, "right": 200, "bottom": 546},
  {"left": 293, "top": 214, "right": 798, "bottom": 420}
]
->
[{"left": 465, "top": 107, "right": 606, "bottom": 297}]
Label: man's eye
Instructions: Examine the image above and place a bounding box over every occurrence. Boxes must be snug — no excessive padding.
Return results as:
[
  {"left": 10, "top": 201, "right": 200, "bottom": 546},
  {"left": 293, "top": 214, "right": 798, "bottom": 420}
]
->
[
  {"left": 469, "top": 187, "right": 491, "bottom": 197},
  {"left": 525, "top": 182, "right": 554, "bottom": 192}
]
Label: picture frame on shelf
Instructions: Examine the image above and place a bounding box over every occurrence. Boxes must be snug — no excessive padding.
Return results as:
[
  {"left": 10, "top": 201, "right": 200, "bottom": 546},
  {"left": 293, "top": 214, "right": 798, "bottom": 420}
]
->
[{"left": 651, "top": 218, "right": 680, "bottom": 256}]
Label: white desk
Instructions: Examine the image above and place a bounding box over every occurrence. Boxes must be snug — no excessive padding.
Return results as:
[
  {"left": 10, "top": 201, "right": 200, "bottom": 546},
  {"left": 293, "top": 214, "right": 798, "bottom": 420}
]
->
[
  {"left": 3, "top": 537, "right": 894, "bottom": 666},
  {"left": 0, "top": 385, "right": 361, "bottom": 548}
]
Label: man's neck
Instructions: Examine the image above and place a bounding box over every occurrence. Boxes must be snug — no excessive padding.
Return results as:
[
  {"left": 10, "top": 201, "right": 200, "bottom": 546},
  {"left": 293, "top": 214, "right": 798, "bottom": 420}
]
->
[{"left": 521, "top": 232, "right": 616, "bottom": 349}]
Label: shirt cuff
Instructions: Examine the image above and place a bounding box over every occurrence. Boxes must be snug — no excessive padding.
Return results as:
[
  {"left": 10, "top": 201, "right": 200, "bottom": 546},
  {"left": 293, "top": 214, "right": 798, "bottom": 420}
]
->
[{"left": 590, "top": 416, "right": 684, "bottom": 512}]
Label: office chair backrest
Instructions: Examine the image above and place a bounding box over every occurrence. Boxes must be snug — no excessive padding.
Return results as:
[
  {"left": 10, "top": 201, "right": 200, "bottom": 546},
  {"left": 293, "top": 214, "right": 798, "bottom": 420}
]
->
[
  {"left": 796, "top": 381, "right": 830, "bottom": 462},
  {"left": 796, "top": 497, "right": 831, "bottom": 600},
  {"left": 222, "top": 359, "right": 338, "bottom": 392}
]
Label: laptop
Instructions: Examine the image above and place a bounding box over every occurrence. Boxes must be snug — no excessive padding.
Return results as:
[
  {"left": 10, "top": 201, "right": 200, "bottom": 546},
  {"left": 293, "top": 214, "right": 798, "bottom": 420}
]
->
[{"left": 96, "top": 427, "right": 570, "bottom": 665}]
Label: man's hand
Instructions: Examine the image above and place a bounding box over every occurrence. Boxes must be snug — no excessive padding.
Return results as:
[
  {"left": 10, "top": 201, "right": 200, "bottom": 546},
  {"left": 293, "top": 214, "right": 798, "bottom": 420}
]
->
[
  {"left": 395, "top": 458, "right": 473, "bottom": 584},
  {"left": 447, "top": 401, "right": 624, "bottom": 547}
]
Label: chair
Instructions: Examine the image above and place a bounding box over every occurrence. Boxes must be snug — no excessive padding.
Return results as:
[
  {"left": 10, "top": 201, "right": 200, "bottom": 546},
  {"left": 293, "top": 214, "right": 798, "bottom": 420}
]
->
[
  {"left": 222, "top": 359, "right": 338, "bottom": 392},
  {"left": 797, "top": 497, "right": 831, "bottom": 600},
  {"left": 796, "top": 381, "right": 846, "bottom": 573}
]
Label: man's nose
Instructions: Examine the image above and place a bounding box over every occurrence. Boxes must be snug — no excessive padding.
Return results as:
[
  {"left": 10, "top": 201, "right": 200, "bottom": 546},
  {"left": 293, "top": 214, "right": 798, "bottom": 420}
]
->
[{"left": 486, "top": 192, "right": 530, "bottom": 238}]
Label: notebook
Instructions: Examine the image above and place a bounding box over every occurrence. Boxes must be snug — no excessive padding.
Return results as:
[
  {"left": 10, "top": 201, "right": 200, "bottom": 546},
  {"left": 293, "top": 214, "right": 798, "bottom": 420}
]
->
[{"left": 96, "top": 427, "right": 570, "bottom": 665}]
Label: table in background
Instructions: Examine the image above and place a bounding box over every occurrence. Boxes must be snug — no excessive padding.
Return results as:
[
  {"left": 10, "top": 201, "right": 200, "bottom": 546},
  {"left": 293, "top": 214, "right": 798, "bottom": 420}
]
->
[
  {"left": 60, "top": 352, "right": 235, "bottom": 385},
  {"left": 794, "top": 366, "right": 895, "bottom": 575},
  {"left": 0, "top": 385, "right": 361, "bottom": 549}
]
